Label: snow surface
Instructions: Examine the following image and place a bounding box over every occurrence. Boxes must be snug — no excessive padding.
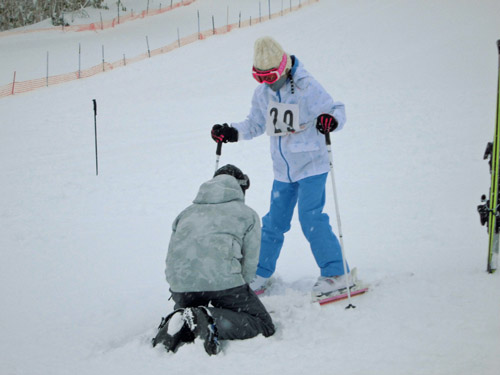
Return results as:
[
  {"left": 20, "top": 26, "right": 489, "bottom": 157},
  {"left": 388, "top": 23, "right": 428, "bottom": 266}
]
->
[{"left": 1, "top": 0, "right": 500, "bottom": 374}]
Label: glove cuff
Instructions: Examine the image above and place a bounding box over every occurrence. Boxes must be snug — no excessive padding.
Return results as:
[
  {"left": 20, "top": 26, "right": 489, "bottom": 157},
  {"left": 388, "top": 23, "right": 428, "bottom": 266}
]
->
[{"left": 224, "top": 124, "right": 239, "bottom": 142}]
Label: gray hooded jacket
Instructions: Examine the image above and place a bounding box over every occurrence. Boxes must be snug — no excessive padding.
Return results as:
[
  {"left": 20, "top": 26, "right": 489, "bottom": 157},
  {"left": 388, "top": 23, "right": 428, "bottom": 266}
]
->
[{"left": 165, "top": 175, "right": 261, "bottom": 293}]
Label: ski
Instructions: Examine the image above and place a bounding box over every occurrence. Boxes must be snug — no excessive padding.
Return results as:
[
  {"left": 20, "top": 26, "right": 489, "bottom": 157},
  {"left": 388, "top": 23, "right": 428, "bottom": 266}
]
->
[
  {"left": 254, "top": 288, "right": 265, "bottom": 296},
  {"left": 315, "top": 285, "right": 369, "bottom": 306},
  {"left": 252, "top": 269, "right": 369, "bottom": 304},
  {"left": 478, "top": 40, "right": 500, "bottom": 274},
  {"left": 312, "top": 268, "right": 369, "bottom": 306}
]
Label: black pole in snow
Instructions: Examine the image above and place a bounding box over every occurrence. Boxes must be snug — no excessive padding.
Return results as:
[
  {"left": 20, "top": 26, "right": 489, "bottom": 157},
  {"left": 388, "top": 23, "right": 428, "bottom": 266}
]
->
[{"left": 93, "top": 99, "right": 99, "bottom": 176}]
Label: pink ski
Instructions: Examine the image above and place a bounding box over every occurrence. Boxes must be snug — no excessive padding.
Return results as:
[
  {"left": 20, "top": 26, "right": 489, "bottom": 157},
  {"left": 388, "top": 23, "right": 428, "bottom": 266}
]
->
[{"left": 317, "top": 286, "right": 369, "bottom": 306}]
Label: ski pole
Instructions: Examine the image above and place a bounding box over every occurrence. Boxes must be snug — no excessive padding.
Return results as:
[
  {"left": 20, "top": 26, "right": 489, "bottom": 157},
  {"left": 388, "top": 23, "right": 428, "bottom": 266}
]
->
[
  {"left": 215, "top": 141, "right": 222, "bottom": 173},
  {"left": 323, "top": 124, "right": 355, "bottom": 309},
  {"left": 93, "top": 99, "right": 98, "bottom": 176}
]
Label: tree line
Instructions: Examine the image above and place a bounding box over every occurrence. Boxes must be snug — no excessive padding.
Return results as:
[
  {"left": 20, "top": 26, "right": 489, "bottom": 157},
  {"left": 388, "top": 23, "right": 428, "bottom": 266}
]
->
[{"left": 0, "top": 0, "right": 106, "bottom": 31}]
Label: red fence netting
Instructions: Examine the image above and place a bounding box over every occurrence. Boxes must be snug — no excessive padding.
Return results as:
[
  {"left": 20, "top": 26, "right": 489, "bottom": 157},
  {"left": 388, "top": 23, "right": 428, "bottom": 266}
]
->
[
  {"left": 0, "top": 0, "right": 319, "bottom": 99},
  {"left": 0, "top": 0, "right": 198, "bottom": 37}
]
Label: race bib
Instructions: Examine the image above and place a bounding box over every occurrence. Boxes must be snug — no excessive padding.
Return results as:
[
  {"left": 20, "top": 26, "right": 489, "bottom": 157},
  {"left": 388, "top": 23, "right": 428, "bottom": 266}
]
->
[{"left": 265, "top": 102, "right": 301, "bottom": 136}]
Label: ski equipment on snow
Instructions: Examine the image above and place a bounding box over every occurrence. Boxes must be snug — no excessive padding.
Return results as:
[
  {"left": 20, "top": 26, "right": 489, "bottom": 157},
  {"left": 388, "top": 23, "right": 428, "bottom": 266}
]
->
[
  {"left": 312, "top": 268, "right": 369, "bottom": 306},
  {"left": 315, "top": 285, "right": 369, "bottom": 306},
  {"left": 478, "top": 40, "right": 500, "bottom": 274},
  {"left": 321, "top": 113, "right": 357, "bottom": 309}
]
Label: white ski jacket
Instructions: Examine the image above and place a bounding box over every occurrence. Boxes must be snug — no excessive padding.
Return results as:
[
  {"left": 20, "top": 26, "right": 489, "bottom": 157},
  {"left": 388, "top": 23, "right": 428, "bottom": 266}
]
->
[{"left": 232, "top": 56, "right": 346, "bottom": 183}]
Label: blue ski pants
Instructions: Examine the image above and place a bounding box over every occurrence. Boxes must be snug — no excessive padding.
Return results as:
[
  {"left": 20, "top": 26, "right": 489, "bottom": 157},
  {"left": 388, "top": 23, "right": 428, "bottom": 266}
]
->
[{"left": 257, "top": 173, "right": 348, "bottom": 278}]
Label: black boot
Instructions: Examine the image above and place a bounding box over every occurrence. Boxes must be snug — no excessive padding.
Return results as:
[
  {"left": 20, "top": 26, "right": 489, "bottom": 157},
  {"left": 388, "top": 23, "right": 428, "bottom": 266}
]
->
[
  {"left": 152, "top": 309, "right": 195, "bottom": 353},
  {"left": 184, "top": 307, "right": 221, "bottom": 356}
]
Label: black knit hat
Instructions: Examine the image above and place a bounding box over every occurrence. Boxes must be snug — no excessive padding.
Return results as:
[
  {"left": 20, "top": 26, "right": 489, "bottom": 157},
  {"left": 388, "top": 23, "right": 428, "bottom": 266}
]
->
[{"left": 214, "top": 164, "right": 250, "bottom": 193}]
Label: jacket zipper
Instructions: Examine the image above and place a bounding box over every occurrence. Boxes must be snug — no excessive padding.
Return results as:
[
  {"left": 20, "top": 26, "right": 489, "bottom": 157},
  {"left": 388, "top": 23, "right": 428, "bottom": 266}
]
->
[{"left": 276, "top": 89, "right": 292, "bottom": 182}]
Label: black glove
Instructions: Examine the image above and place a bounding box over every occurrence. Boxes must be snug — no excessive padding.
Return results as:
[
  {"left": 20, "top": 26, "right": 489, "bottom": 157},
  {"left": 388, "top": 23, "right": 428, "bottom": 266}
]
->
[
  {"left": 211, "top": 123, "right": 238, "bottom": 143},
  {"left": 316, "top": 113, "right": 338, "bottom": 134}
]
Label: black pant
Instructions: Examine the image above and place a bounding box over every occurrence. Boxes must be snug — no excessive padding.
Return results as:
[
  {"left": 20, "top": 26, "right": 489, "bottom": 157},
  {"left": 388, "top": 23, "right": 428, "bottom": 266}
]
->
[{"left": 171, "top": 284, "right": 275, "bottom": 340}]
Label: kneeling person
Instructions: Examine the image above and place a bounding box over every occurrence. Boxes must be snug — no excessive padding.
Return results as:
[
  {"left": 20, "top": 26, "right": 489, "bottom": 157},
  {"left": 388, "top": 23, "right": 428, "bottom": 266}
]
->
[{"left": 152, "top": 165, "right": 275, "bottom": 355}]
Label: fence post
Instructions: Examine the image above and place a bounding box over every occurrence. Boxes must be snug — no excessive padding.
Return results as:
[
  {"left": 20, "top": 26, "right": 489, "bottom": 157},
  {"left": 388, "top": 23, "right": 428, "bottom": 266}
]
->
[
  {"left": 212, "top": 15, "right": 215, "bottom": 34},
  {"left": 177, "top": 27, "right": 181, "bottom": 47},
  {"left": 78, "top": 43, "right": 81, "bottom": 78},
  {"left": 197, "top": 10, "right": 201, "bottom": 39},
  {"left": 102, "top": 45, "right": 105, "bottom": 71},
  {"left": 11, "top": 71, "right": 16, "bottom": 95},
  {"left": 146, "top": 36, "right": 151, "bottom": 57},
  {"left": 46, "top": 51, "right": 49, "bottom": 87}
]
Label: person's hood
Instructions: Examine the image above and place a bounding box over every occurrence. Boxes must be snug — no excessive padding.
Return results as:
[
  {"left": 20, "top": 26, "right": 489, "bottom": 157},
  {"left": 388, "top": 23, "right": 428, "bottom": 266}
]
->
[{"left": 193, "top": 175, "right": 244, "bottom": 204}]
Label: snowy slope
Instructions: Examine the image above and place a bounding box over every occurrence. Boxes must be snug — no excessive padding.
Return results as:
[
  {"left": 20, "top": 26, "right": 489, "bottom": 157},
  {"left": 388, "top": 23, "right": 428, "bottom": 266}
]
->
[
  {"left": 0, "top": 0, "right": 307, "bottom": 84},
  {"left": 1, "top": 1, "right": 500, "bottom": 374}
]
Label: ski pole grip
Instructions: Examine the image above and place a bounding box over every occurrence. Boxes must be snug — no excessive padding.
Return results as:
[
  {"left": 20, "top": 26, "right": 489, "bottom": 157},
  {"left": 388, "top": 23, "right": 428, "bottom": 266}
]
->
[
  {"left": 325, "top": 131, "right": 331, "bottom": 146},
  {"left": 216, "top": 141, "right": 222, "bottom": 156},
  {"left": 93, "top": 99, "right": 97, "bottom": 115}
]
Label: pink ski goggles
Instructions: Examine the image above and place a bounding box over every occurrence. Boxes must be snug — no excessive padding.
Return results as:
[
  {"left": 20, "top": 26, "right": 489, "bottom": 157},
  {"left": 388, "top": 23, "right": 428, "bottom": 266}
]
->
[{"left": 252, "top": 53, "right": 288, "bottom": 84}]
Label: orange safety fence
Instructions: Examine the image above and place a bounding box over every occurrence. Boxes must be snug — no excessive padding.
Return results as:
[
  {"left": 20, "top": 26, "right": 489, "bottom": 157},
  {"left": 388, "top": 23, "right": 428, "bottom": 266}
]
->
[
  {"left": 77, "top": 0, "right": 198, "bottom": 32},
  {"left": 0, "top": 0, "right": 198, "bottom": 37},
  {"left": 0, "top": 0, "right": 319, "bottom": 99}
]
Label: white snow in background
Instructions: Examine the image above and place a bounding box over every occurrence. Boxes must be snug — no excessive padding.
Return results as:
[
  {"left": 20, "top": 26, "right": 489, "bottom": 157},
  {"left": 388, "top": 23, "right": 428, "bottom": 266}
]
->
[{"left": 1, "top": 1, "right": 500, "bottom": 374}]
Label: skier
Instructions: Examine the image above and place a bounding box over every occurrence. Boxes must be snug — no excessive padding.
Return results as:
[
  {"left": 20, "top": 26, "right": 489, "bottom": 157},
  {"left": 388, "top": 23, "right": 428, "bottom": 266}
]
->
[
  {"left": 211, "top": 36, "right": 353, "bottom": 299},
  {"left": 152, "top": 165, "right": 275, "bottom": 355}
]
